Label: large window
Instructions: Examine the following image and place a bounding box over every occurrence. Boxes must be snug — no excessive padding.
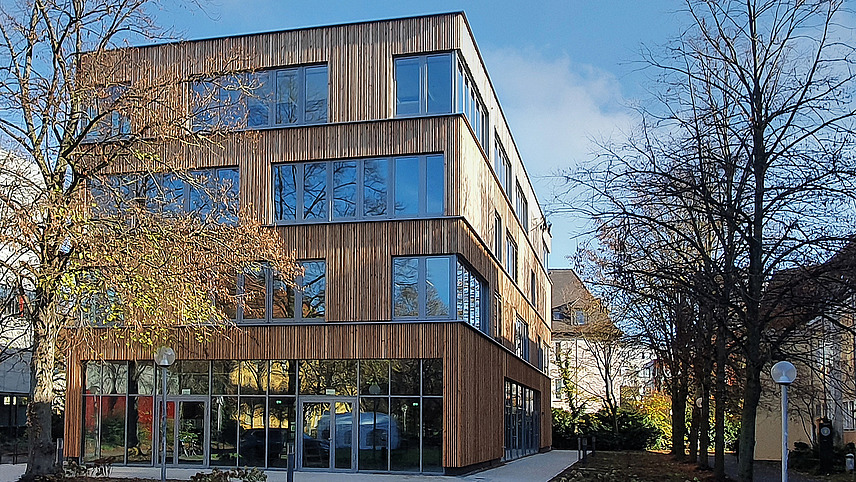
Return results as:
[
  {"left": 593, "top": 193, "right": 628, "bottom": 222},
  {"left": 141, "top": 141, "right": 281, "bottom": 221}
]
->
[
  {"left": 515, "top": 316, "right": 529, "bottom": 362},
  {"left": 515, "top": 182, "right": 528, "bottom": 232},
  {"left": 83, "top": 85, "right": 131, "bottom": 142},
  {"left": 392, "top": 256, "right": 488, "bottom": 332},
  {"left": 82, "top": 358, "right": 442, "bottom": 473},
  {"left": 192, "top": 65, "right": 328, "bottom": 131},
  {"left": 273, "top": 155, "right": 444, "bottom": 223},
  {"left": 506, "top": 234, "right": 518, "bottom": 283},
  {"left": 394, "top": 53, "right": 488, "bottom": 148},
  {"left": 494, "top": 138, "right": 512, "bottom": 196},
  {"left": 394, "top": 54, "right": 453, "bottom": 116},
  {"left": 222, "top": 260, "right": 326, "bottom": 323},
  {"left": 90, "top": 168, "right": 239, "bottom": 224},
  {"left": 504, "top": 380, "right": 539, "bottom": 461}
]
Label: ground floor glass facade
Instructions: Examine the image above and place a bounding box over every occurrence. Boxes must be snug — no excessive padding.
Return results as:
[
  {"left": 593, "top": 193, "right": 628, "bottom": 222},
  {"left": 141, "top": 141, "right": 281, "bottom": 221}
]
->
[
  {"left": 503, "top": 379, "right": 539, "bottom": 461},
  {"left": 81, "top": 358, "right": 442, "bottom": 473}
]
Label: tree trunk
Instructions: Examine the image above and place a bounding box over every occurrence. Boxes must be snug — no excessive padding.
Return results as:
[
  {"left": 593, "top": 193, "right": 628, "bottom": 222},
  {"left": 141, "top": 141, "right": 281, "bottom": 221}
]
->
[
  {"left": 699, "top": 381, "right": 711, "bottom": 469},
  {"left": 24, "top": 311, "right": 58, "bottom": 479},
  {"left": 689, "top": 395, "right": 700, "bottom": 463},
  {"left": 737, "top": 355, "right": 763, "bottom": 481},
  {"left": 714, "top": 321, "right": 727, "bottom": 480},
  {"left": 671, "top": 380, "right": 687, "bottom": 459}
]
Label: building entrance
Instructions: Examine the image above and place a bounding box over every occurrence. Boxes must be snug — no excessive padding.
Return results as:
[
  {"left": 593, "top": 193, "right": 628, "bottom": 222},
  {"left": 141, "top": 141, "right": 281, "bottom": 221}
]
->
[
  {"left": 161, "top": 397, "right": 208, "bottom": 466},
  {"left": 299, "top": 398, "right": 356, "bottom": 471}
]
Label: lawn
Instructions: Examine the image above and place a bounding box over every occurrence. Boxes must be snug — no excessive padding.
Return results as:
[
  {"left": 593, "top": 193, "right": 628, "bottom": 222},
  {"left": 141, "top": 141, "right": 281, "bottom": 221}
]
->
[{"left": 550, "top": 451, "right": 723, "bottom": 482}]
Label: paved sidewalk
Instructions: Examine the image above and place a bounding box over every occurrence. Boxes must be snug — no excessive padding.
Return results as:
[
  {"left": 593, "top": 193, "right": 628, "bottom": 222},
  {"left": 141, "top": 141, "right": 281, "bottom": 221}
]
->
[{"left": 0, "top": 450, "right": 581, "bottom": 482}]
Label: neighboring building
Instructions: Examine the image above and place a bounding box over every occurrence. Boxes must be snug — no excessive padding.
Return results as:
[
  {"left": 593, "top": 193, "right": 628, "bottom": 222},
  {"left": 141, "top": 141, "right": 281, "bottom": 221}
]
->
[
  {"left": 0, "top": 289, "right": 29, "bottom": 433},
  {"left": 64, "top": 13, "right": 553, "bottom": 474},
  {"left": 549, "top": 269, "right": 655, "bottom": 413},
  {"left": 754, "top": 242, "right": 856, "bottom": 460}
]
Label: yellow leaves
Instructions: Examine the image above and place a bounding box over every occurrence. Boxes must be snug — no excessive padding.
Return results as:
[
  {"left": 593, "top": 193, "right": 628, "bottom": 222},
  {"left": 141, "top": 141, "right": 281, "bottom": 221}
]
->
[{"left": 66, "top": 203, "right": 297, "bottom": 350}]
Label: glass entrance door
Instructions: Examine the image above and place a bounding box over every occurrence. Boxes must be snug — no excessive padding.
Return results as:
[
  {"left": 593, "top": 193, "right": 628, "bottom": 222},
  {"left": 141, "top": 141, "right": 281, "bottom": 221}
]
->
[
  {"left": 160, "top": 398, "right": 208, "bottom": 466},
  {"left": 176, "top": 400, "right": 207, "bottom": 465},
  {"left": 300, "top": 399, "right": 355, "bottom": 470}
]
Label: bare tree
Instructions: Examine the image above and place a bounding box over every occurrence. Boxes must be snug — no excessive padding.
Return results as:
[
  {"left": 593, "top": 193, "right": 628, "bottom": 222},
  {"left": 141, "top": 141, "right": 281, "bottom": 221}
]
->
[
  {"left": 0, "top": 1, "right": 298, "bottom": 478},
  {"left": 565, "top": 1, "right": 856, "bottom": 480}
]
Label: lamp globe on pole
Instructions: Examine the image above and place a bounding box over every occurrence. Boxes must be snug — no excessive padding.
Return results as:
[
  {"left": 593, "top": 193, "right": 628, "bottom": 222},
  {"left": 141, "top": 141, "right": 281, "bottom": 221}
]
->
[
  {"left": 771, "top": 360, "right": 796, "bottom": 482},
  {"left": 154, "top": 346, "right": 175, "bottom": 482}
]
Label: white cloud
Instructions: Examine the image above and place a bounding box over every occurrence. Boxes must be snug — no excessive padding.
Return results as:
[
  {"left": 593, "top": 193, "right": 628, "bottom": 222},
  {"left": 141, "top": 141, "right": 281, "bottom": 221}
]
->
[{"left": 482, "top": 47, "right": 637, "bottom": 266}]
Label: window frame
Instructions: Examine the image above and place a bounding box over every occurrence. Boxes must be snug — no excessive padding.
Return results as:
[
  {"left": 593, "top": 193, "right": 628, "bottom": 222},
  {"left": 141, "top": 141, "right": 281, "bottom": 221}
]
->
[
  {"left": 515, "top": 182, "right": 528, "bottom": 232},
  {"left": 391, "top": 255, "right": 488, "bottom": 334},
  {"left": 272, "top": 155, "right": 445, "bottom": 224},
  {"left": 231, "top": 259, "right": 327, "bottom": 324},
  {"left": 505, "top": 233, "right": 518, "bottom": 283},
  {"left": 394, "top": 53, "right": 454, "bottom": 117},
  {"left": 190, "top": 64, "right": 328, "bottom": 132}
]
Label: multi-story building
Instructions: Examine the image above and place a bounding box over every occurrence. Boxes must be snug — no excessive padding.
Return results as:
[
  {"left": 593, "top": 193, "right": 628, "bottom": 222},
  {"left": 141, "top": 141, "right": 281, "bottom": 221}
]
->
[
  {"left": 64, "top": 12, "right": 553, "bottom": 474},
  {"left": 549, "top": 269, "right": 656, "bottom": 413}
]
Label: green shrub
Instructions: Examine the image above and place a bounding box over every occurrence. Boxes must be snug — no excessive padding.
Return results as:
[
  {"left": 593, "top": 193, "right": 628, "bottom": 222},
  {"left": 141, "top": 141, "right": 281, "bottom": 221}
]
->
[
  {"left": 578, "top": 407, "right": 662, "bottom": 450},
  {"left": 191, "top": 467, "right": 267, "bottom": 482},
  {"left": 552, "top": 408, "right": 580, "bottom": 449}
]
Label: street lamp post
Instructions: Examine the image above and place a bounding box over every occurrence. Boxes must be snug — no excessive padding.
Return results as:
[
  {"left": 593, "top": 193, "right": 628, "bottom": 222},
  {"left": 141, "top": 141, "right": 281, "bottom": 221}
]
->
[
  {"left": 771, "top": 361, "right": 797, "bottom": 482},
  {"left": 154, "top": 347, "right": 176, "bottom": 482}
]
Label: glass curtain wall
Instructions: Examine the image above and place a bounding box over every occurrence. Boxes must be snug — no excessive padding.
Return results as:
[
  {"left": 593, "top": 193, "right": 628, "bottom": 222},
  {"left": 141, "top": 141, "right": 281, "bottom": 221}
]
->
[
  {"left": 82, "top": 358, "right": 442, "bottom": 473},
  {"left": 503, "top": 380, "right": 539, "bottom": 461}
]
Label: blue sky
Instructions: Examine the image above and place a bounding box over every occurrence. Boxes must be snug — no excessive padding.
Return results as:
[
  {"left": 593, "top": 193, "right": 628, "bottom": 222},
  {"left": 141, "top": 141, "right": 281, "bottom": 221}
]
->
[{"left": 156, "top": 0, "right": 684, "bottom": 268}]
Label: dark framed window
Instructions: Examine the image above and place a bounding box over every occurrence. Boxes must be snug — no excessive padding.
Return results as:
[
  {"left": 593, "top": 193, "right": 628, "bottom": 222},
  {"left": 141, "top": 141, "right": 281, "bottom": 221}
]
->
[
  {"left": 506, "top": 234, "right": 518, "bottom": 283},
  {"left": 494, "top": 137, "right": 512, "bottom": 196},
  {"left": 191, "top": 65, "right": 328, "bottom": 131},
  {"left": 515, "top": 182, "right": 528, "bottom": 232},
  {"left": 394, "top": 54, "right": 453, "bottom": 116},
  {"left": 83, "top": 84, "right": 131, "bottom": 142},
  {"left": 90, "top": 168, "right": 239, "bottom": 224},
  {"left": 273, "top": 155, "right": 444, "bottom": 224},
  {"left": 231, "top": 260, "right": 326, "bottom": 323},
  {"left": 515, "top": 316, "right": 529, "bottom": 361},
  {"left": 494, "top": 212, "right": 503, "bottom": 261}
]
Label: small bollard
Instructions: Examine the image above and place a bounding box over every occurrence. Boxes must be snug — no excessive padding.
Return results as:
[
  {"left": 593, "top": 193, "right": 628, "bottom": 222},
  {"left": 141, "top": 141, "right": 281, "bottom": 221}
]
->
[
  {"left": 846, "top": 453, "right": 854, "bottom": 473},
  {"left": 287, "top": 442, "right": 295, "bottom": 482},
  {"left": 591, "top": 435, "right": 596, "bottom": 456},
  {"left": 577, "top": 436, "right": 582, "bottom": 461},
  {"left": 582, "top": 437, "right": 588, "bottom": 463},
  {"left": 56, "top": 438, "right": 64, "bottom": 465}
]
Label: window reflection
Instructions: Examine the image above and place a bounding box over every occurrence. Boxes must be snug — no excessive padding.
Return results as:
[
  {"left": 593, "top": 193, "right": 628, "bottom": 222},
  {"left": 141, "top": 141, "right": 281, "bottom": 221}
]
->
[{"left": 393, "top": 258, "right": 419, "bottom": 318}]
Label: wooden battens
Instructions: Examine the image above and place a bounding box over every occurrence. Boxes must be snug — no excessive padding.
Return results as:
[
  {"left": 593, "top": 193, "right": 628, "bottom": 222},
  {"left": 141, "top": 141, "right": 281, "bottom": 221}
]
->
[
  {"left": 74, "top": 12, "right": 554, "bottom": 469},
  {"left": 65, "top": 322, "right": 550, "bottom": 466}
]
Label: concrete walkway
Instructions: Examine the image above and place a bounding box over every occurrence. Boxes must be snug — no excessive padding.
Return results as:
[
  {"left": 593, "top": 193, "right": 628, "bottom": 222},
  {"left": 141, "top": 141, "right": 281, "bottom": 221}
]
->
[{"left": 0, "top": 450, "right": 581, "bottom": 482}]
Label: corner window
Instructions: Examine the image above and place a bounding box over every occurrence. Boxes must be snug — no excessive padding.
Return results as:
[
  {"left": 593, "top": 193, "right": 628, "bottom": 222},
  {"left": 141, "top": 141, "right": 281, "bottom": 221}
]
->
[
  {"left": 456, "top": 61, "right": 488, "bottom": 147},
  {"left": 273, "top": 155, "right": 444, "bottom": 223},
  {"left": 192, "top": 65, "right": 328, "bottom": 131},
  {"left": 394, "top": 53, "right": 488, "bottom": 148},
  {"left": 392, "top": 256, "right": 488, "bottom": 333},
  {"left": 395, "top": 54, "right": 453, "bottom": 116}
]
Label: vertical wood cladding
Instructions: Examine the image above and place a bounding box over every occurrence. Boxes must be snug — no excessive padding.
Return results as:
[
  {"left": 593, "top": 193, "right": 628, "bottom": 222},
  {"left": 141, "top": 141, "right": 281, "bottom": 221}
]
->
[
  {"left": 78, "top": 12, "right": 554, "bottom": 468},
  {"left": 65, "top": 322, "right": 550, "bottom": 466}
]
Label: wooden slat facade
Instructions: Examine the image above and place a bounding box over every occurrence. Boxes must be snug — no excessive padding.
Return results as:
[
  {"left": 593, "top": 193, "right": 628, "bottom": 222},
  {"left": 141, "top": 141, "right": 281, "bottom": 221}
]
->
[
  {"left": 71, "top": 12, "right": 554, "bottom": 472},
  {"left": 65, "top": 322, "right": 551, "bottom": 467}
]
